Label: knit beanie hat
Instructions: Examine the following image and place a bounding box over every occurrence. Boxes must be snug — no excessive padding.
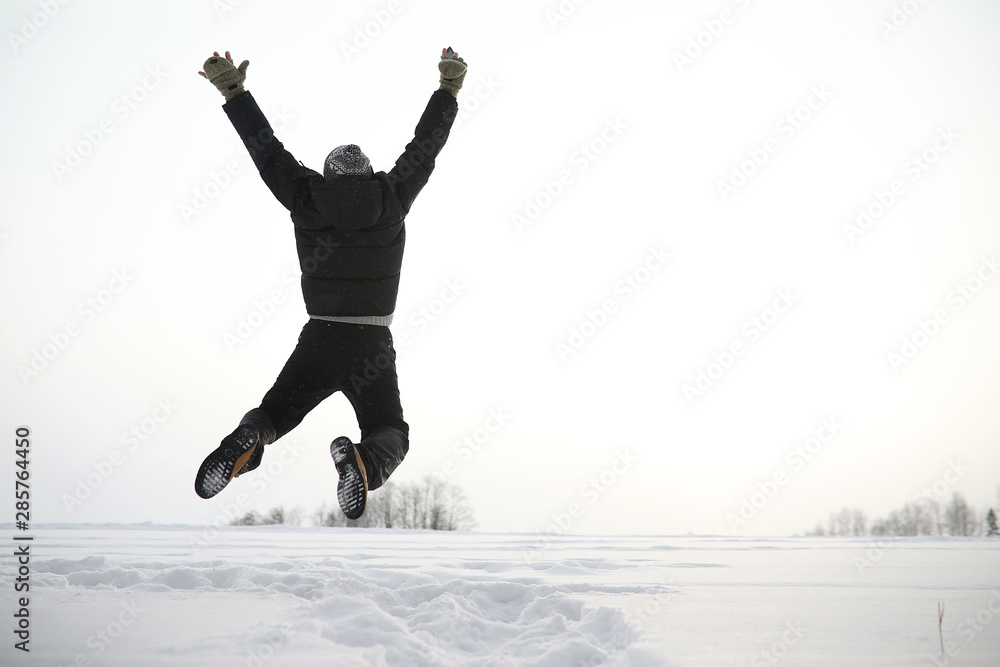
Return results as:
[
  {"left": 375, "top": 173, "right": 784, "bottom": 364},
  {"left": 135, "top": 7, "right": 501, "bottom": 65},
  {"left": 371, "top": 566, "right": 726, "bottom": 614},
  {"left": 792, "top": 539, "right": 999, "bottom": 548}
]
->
[{"left": 324, "top": 144, "right": 372, "bottom": 179}]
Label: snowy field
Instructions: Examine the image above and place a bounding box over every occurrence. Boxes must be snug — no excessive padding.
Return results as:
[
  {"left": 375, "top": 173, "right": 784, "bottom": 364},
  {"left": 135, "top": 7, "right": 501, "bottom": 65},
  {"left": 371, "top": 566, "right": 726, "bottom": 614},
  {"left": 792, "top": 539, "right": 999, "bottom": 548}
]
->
[{"left": 2, "top": 526, "right": 998, "bottom": 666}]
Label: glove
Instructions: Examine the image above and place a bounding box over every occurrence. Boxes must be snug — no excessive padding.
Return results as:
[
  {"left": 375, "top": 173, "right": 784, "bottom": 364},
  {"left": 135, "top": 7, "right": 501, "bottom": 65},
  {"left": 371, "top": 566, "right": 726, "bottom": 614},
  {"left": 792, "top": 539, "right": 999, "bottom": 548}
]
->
[
  {"left": 202, "top": 52, "right": 249, "bottom": 101},
  {"left": 438, "top": 48, "right": 467, "bottom": 98}
]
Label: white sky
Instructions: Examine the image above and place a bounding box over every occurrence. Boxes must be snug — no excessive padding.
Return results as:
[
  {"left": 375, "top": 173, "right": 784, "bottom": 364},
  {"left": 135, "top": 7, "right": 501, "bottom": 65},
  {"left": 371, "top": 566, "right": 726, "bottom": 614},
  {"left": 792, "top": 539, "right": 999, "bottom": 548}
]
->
[{"left": 2, "top": 0, "right": 999, "bottom": 536}]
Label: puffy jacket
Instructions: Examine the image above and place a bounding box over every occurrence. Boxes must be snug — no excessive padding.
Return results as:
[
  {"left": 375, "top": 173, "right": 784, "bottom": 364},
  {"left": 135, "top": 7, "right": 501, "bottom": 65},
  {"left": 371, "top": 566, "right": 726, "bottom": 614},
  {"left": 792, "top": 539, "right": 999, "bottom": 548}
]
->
[{"left": 223, "top": 89, "right": 458, "bottom": 319}]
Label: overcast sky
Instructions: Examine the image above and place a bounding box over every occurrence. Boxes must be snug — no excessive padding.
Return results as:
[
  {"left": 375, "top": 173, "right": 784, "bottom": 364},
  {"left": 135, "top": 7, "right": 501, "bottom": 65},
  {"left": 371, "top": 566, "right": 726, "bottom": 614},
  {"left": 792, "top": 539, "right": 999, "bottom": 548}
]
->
[{"left": 3, "top": 0, "right": 999, "bottom": 536}]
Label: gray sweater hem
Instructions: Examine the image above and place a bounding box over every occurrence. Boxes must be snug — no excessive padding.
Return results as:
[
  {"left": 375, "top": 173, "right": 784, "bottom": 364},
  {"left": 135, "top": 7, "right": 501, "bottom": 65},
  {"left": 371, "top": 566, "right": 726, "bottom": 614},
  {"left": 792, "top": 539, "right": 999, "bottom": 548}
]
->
[{"left": 310, "top": 314, "right": 394, "bottom": 327}]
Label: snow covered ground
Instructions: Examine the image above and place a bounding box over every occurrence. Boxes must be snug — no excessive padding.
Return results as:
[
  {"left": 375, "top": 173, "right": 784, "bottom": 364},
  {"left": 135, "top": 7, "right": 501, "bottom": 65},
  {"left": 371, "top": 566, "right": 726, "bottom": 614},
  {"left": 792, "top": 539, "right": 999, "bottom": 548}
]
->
[{"left": 2, "top": 525, "right": 998, "bottom": 666}]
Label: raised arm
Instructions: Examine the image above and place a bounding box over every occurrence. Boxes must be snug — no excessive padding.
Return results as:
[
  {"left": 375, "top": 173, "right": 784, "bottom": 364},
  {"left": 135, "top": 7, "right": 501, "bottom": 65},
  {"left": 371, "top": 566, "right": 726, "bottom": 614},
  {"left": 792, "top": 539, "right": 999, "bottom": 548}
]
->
[
  {"left": 385, "top": 48, "right": 466, "bottom": 213},
  {"left": 200, "top": 51, "right": 318, "bottom": 213}
]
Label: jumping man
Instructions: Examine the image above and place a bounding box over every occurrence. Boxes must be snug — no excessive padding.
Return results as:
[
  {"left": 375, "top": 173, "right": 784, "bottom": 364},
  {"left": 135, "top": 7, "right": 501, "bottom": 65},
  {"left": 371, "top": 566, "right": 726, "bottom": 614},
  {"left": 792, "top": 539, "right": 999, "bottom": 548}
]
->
[{"left": 193, "top": 47, "right": 467, "bottom": 519}]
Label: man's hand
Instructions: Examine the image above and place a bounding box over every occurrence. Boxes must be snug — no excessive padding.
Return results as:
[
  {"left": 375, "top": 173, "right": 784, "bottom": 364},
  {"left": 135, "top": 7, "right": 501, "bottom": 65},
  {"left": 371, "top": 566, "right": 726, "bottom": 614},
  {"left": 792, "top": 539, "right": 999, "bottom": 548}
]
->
[
  {"left": 438, "top": 47, "right": 467, "bottom": 98},
  {"left": 199, "top": 50, "right": 249, "bottom": 102}
]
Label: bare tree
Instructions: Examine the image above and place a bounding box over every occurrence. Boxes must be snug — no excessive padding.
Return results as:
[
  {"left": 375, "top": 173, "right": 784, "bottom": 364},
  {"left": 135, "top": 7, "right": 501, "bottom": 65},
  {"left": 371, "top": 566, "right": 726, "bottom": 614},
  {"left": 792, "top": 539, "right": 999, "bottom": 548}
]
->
[
  {"left": 901, "top": 502, "right": 932, "bottom": 536},
  {"left": 850, "top": 509, "right": 868, "bottom": 536},
  {"left": 230, "top": 510, "right": 264, "bottom": 526},
  {"left": 311, "top": 502, "right": 329, "bottom": 527},
  {"left": 809, "top": 491, "right": 996, "bottom": 538},
  {"left": 870, "top": 515, "right": 896, "bottom": 537},
  {"left": 231, "top": 507, "right": 288, "bottom": 526},
  {"left": 828, "top": 508, "right": 849, "bottom": 536},
  {"left": 444, "top": 481, "right": 477, "bottom": 531},
  {"left": 943, "top": 493, "right": 977, "bottom": 536},
  {"left": 398, "top": 483, "right": 420, "bottom": 529},
  {"left": 805, "top": 522, "right": 826, "bottom": 536},
  {"left": 824, "top": 508, "right": 867, "bottom": 536},
  {"left": 379, "top": 483, "right": 397, "bottom": 529},
  {"left": 921, "top": 497, "right": 944, "bottom": 535},
  {"left": 310, "top": 476, "right": 475, "bottom": 531}
]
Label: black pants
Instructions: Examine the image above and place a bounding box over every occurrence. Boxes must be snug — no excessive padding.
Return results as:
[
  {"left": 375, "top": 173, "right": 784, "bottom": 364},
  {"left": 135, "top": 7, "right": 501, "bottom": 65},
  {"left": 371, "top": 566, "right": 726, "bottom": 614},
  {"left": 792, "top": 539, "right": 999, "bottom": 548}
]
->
[{"left": 241, "top": 319, "right": 408, "bottom": 490}]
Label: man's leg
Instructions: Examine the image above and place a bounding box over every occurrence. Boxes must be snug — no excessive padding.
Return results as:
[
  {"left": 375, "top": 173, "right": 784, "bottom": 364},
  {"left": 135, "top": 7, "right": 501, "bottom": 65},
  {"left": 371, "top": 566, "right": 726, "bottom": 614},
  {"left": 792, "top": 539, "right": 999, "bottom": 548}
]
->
[
  {"left": 196, "top": 319, "right": 338, "bottom": 496},
  {"left": 342, "top": 326, "right": 409, "bottom": 491},
  {"left": 255, "top": 320, "right": 347, "bottom": 439}
]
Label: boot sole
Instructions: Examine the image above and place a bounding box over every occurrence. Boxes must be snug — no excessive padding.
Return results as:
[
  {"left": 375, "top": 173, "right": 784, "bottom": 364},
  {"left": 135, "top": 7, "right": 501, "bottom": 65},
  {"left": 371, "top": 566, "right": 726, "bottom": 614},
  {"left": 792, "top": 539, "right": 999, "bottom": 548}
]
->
[
  {"left": 195, "top": 425, "right": 260, "bottom": 499},
  {"left": 331, "top": 437, "right": 367, "bottom": 520}
]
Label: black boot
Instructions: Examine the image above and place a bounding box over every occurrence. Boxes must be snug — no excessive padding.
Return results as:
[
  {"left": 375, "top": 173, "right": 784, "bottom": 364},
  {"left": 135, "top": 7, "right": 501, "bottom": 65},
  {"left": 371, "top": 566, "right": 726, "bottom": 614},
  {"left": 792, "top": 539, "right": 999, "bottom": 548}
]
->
[
  {"left": 194, "top": 411, "right": 276, "bottom": 499},
  {"left": 234, "top": 410, "right": 276, "bottom": 476},
  {"left": 234, "top": 443, "right": 263, "bottom": 477},
  {"left": 331, "top": 437, "right": 368, "bottom": 520}
]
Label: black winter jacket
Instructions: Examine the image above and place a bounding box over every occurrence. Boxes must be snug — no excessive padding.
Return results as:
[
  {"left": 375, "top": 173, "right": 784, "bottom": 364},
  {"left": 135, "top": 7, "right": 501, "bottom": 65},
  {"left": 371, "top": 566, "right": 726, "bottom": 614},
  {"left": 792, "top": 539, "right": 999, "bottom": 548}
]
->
[{"left": 223, "top": 90, "right": 458, "bottom": 319}]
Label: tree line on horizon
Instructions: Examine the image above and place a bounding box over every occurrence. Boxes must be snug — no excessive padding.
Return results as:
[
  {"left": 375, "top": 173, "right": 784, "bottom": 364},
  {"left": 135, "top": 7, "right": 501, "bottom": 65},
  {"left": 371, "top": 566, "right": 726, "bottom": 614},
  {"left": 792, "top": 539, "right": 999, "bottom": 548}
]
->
[
  {"left": 806, "top": 490, "right": 999, "bottom": 538},
  {"left": 228, "top": 474, "right": 477, "bottom": 531}
]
